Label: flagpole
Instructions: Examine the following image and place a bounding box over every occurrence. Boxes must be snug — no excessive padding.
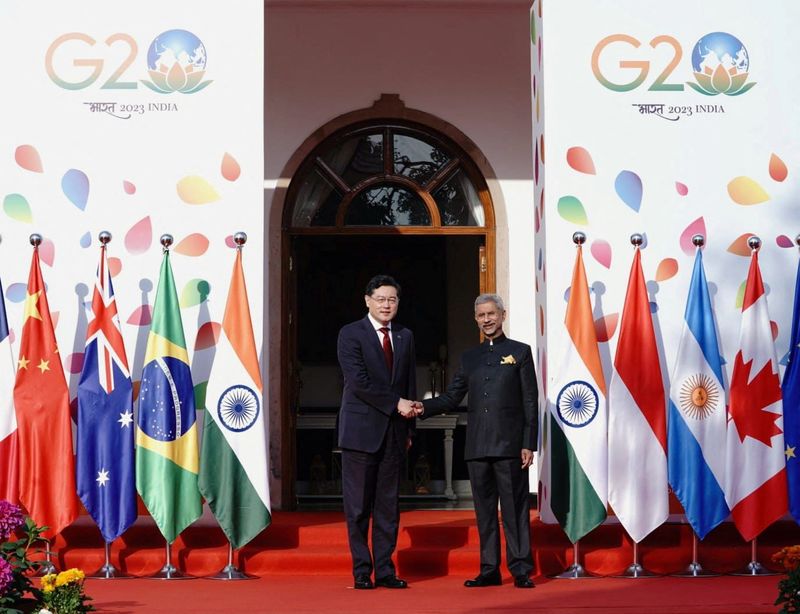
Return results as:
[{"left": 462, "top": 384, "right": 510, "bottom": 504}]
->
[
  {"left": 549, "top": 232, "right": 601, "bottom": 581},
  {"left": 27, "top": 235, "right": 58, "bottom": 580},
  {"left": 727, "top": 237, "right": 779, "bottom": 577},
  {"left": 611, "top": 234, "right": 661, "bottom": 579},
  {"left": 147, "top": 235, "right": 195, "bottom": 581},
  {"left": 89, "top": 541, "right": 133, "bottom": 579},
  {"left": 613, "top": 537, "right": 658, "bottom": 578},
  {"left": 205, "top": 540, "right": 257, "bottom": 581},
  {"left": 672, "top": 532, "right": 718, "bottom": 577},
  {"left": 550, "top": 539, "right": 601, "bottom": 579},
  {"left": 85, "top": 232, "right": 133, "bottom": 580},
  {"left": 34, "top": 541, "right": 58, "bottom": 577},
  {"left": 203, "top": 233, "right": 258, "bottom": 582},
  {"left": 151, "top": 538, "right": 195, "bottom": 580},
  {"left": 669, "top": 235, "right": 719, "bottom": 578},
  {"left": 730, "top": 537, "right": 778, "bottom": 576}
]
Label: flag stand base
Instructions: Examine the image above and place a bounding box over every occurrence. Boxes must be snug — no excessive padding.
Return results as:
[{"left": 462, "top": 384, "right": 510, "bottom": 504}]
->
[
  {"left": 33, "top": 547, "right": 58, "bottom": 577},
  {"left": 550, "top": 563, "right": 601, "bottom": 579},
  {"left": 204, "top": 544, "right": 257, "bottom": 580},
  {"left": 149, "top": 562, "right": 196, "bottom": 580},
  {"left": 205, "top": 564, "right": 258, "bottom": 581},
  {"left": 729, "top": 561, "right": 778, "bottom": 577},
  {"left": 729, "top": 538, "right": 778, "bottom": 576},
  {"left": 549, "top": 543, "right": 601, "bottom": 579},
  {"left": 613, "top": 562, "right": 659, "bottom": 579},
  {"left": 147, "top": 541, "right": 196, "bottom": 580},
  {"left": 89, "top": 542, "right": 134, "bottom": 579},
  {"left": 671, "top": 535, "right": 719, "bottom": 577},
  {"left": 672, "top": 562, "right": 719, "bottom": 578},
  {"left": 612, "top": 542, "right": 659, "bottom": 579},
  {"left": 89, "top": 562, "right": 135, "bottom": 580}
]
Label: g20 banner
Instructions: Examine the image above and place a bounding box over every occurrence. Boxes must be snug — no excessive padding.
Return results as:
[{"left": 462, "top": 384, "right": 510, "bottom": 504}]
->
[
  {"left": 0, "top": 0, "right": 264, "bottom": 438},
  {"left": 532, "top": 0, "right": 798, "bottom": 522}
]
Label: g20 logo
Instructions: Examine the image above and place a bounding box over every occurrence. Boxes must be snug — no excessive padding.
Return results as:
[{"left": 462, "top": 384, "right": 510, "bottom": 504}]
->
[
  {"left": 592, "top": 31, "right": 755, "bottom": 96},
  {"left": 45, "top": 29, "right": 212, "bottom": 94}
]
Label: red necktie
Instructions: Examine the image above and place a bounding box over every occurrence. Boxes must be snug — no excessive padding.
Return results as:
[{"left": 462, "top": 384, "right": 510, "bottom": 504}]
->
[{"left": 379, "top": 327, "right": 393, "bottom": 374}]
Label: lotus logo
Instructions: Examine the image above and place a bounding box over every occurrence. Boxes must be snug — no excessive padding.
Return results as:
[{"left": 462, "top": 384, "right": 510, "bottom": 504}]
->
[
  {"left": 687, "top": 32, "right": 755, "bottom": 96},
  {"left": 141, "top": 29, "right": 213, "bottom": 94}
]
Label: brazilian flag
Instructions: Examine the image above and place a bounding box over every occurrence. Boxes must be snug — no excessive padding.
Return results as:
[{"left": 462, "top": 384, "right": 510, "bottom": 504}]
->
[{"left": 136, "top": 251, "right": 201, "bottom": 543}]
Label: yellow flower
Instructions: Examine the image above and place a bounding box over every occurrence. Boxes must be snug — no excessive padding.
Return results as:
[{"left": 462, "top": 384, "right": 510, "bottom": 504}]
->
[
  {"left": 54, "top": 567, "right": 85, "bottom": 587},
  {"left": 40, "top": 573, "right": 57, "bottom": 593}
]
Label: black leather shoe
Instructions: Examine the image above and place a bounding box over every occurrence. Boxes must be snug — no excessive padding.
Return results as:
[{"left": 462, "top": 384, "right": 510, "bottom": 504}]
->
[
  {"left": 514, "top": 575, "right": 535, "bottom": 588},
  {"left": 375, "top": 575, "right": 408, "bottom": 588},
  {"left": 464, "top": 572, "right": 502, "bottom": 587},
  {"left": 354, "top": 575, "right": 374, "bottom": 589}
]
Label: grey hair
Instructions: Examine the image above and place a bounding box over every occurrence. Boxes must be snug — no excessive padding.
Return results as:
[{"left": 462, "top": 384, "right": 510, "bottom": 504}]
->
[{"left": 474, "top": 293, "right": 505, "bottom": 313}]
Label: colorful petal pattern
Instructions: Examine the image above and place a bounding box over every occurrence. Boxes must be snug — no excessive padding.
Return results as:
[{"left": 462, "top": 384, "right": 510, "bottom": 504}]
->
[
  {"left": 727, "top": 176, "right": 769, "bottom": 205},
  {"left": 177, "top": 176, "right": 220, "bottom": 205},
  {"left": 15, "top": 145, "right": 43, "bottom": 173}
]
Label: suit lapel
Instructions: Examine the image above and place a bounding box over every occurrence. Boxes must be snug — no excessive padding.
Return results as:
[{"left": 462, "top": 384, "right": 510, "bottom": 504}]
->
[{"left": 391, "top": 327, "right": 404, "bottom": 383}]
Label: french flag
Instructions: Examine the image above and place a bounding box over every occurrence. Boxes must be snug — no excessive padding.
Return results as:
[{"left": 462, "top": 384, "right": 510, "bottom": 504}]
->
[{"left": 0, "top": 279, "right": 18, "bottom": 503}]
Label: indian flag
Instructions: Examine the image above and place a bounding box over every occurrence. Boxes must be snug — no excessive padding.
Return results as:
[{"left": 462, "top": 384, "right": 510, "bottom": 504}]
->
[
  {"left": 199, "top": 247, "right": 271, "bottom": 549},
  {"left": 549, "top": 244, "right": 607, "bottom": 543},
  {"left": 136, "top": 251, "right": 202, "bottom": 543}
]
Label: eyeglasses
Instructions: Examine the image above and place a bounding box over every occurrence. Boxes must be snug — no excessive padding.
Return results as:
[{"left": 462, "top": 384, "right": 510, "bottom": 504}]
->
[{"left": 370, "top": 296, "right": 398, "bottom": 305}]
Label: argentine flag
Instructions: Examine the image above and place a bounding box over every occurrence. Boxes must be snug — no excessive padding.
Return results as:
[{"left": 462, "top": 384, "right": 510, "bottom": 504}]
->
[{"left": 667, "top": 249, "right": 729, "bottom": 539}]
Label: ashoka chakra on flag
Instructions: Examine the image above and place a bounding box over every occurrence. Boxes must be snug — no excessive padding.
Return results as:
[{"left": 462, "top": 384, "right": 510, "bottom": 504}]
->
[
  {"left": 556, "top": 380, "right": 599, "bottom": 428},
  {"left": 218, "top": 384, "right": 260, "bottom": 432}
]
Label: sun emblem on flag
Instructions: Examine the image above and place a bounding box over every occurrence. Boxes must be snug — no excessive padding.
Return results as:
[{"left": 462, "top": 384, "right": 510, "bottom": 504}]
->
[
  {"left": 218, "top": 384, "right": 260, "bottom": 432},
  {"left": 679, "top": 373, "right": 719, "bottom": 420},
  {"left": 556, "top": 380, "right": 599, "bottom": 428}
]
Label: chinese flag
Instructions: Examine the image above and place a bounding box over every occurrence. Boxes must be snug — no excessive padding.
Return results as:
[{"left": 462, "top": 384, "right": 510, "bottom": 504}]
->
[{"left": 14, "top": 247, "right": 79, "bottom": 538}]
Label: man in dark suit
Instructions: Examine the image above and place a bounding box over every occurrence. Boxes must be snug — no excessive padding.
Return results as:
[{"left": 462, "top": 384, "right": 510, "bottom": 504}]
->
[
  {"left": 337, "top": 275, "right": 418, "bottom": 590},
  {"left": 418, "top": 293, "right": 538, "bottom": 588}
]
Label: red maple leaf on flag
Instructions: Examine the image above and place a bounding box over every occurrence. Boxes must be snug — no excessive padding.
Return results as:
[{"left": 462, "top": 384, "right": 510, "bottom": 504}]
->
[{"left": 728, "top": 351, "right": 783, "bottom": 446}]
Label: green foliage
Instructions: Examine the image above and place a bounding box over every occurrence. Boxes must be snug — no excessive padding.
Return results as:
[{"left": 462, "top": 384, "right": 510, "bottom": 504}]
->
[
  {"left": 774, "top": 546, "right": 800, "bottom": 614},
  {"left": 38, "top": 568, "right": 93, "bottom": 614},
  {"left": 0, "top": 516, "right": 46, "bottom": 614}
]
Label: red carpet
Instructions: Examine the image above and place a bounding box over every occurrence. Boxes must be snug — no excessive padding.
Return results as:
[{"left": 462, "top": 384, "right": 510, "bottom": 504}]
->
[
  {"left": 38, "top": 511, "right": 797, "bottom": 612},
  {"left": 52, "top": 510, "right": 799, "bottom": 577},
  {"left": 84, "top": 574, "right": 781, "bottom": 614}
]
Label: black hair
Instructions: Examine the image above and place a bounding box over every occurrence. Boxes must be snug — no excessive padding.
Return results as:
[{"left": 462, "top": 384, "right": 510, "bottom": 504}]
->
[{"left": 365, "top": 274, "right": 401, "bottom": 297}]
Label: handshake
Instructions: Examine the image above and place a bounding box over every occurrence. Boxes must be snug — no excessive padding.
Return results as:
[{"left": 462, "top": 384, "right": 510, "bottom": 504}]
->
[{"left": 397, "top": 398, "right": 424, "bottom": 418}]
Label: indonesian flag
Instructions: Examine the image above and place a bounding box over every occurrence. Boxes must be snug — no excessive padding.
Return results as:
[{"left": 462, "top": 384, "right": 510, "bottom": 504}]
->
[
  {"left": 13, "top": 246, "right": 79, "bottom": 538},
  {"left": 0, "top": 279, "right": 18, "bottom": 503},
  {"left": 608, "top": 247, "right": 668, "bottom": 543},
  {"left": 724, "top": 250, "right": 787, "bottom": 541},
  {"left": 549, "top": 244, "right": 607, "bottom": 543}
]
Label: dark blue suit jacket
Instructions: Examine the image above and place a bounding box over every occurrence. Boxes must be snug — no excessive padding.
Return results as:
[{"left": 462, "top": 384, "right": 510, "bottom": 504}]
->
[{"left": 337, "top": 316, "right": 417, "bottom": 453}]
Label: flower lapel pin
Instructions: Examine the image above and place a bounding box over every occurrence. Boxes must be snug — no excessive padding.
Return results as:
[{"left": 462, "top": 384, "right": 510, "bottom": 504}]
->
[{"left": 501, "top": 354, "right": 516, "bottom": 365}]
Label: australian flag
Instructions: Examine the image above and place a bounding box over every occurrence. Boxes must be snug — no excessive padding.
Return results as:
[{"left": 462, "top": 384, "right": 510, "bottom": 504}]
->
[
  {"left": 784, "top": 255, "right": 800, "bottom": 524},
  {"left": 77, "top": 244, "right": 136, "bottom": 543}
]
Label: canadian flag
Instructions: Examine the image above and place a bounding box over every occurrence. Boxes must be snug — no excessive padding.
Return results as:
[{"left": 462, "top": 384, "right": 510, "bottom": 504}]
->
[{"left": 724, "top": 249, "right": 787, "bottom": 541}]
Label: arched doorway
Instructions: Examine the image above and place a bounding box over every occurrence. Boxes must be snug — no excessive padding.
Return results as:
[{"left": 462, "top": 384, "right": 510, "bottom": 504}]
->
[{"left": 278, "top": 96, "right": 497, "bottom": 509}]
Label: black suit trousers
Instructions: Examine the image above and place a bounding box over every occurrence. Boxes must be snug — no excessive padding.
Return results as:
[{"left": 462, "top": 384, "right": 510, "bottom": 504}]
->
[
  {"left": 468, "top": 457, "right": 533, "bottom": 577},
  {"left": 341, "top": 427, "right": 404, "bottom": 579}
]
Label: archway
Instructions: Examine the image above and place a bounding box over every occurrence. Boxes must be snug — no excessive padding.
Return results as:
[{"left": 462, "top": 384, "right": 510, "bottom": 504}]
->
[{"left": 272, "top": 95, "right": 500, "bottom": 509}]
